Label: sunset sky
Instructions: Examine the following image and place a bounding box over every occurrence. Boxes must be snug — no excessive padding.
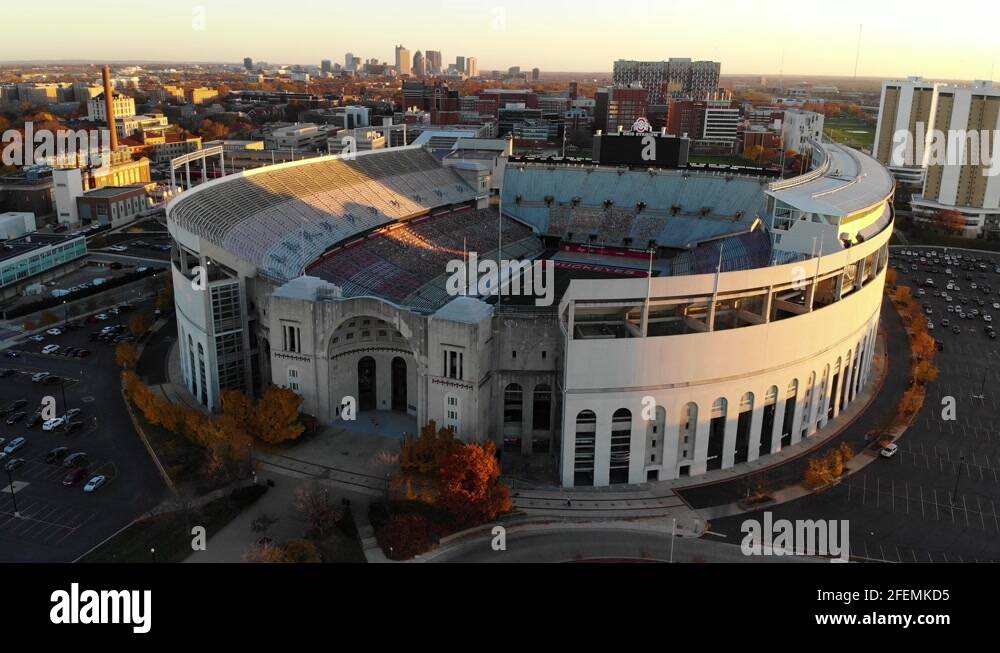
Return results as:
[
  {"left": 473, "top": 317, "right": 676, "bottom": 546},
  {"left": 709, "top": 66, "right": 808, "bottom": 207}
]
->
[{"left": 3, "top": 0, "right": 998, "bottom": 80}]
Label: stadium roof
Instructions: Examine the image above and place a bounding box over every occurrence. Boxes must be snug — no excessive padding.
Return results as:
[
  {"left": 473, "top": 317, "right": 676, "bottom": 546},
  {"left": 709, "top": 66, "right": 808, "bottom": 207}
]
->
[{"left": 766, "top": 142, "right": 894, "bottom": 218}]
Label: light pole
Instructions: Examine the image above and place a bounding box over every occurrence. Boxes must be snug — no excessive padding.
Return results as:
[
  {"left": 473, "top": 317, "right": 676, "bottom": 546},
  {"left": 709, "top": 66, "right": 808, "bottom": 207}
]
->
[
  {"left": 6, "top": 468, "right": 19, "bottom": 518},
  {"left": 950, "top": 455, "right": 965, "bottom": 506},
  {"left": 669, "top": 517, "right": 676, "bottom": 563},
  {"left": 150, "top": 547, "right": 157, "bottom": 563}
]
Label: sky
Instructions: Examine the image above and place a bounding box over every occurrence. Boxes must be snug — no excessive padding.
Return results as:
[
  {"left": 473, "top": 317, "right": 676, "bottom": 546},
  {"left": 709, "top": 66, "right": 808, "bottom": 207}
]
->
[{"left": 2, "top": 0, "right": 998, "bottom": 80}]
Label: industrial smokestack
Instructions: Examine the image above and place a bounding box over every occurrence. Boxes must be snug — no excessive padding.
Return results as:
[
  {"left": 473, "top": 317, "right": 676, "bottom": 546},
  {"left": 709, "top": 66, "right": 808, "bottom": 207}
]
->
[{"left": 102, "top": 65, "right": 119, "bottom": 152}]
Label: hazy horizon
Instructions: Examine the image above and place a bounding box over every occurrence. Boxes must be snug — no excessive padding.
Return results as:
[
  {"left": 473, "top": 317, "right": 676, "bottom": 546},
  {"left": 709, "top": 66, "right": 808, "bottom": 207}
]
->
[{"left": 2, "top": 0, "right": 998, "bottom": 80}]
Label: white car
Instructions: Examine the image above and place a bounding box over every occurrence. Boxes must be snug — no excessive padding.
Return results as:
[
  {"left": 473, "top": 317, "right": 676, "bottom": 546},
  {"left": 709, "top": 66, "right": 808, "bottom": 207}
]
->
[
  {"left": 41, "top": 344, "right": 60, "bottom": 355},
  {"left": 986, "top": 315, "right": 993, "bottom": 323},
  {"left": 46, "top": 328, "right": 62, "bottom": 336},
  {"left": 31, "top": 372, "right": 50, "bottom": 383},
  {"left": 83, "top": 475, "right": 106, "bottom": 493},
  {"left": 95, "top": 313, "right": 110, "bottom": 321},
  {"left": 880, "top": 444, "right": 899, "bottom": 459},
  {"left": 3, "top": 437, "right": 25, "bottom": 455},
  {"left": 28, "top": 335, "right": 45, "bottom": 343},
  {"left": 42, "top": 416, "right": 66, "bottom": 431},
  {"left": 109, "top": 245, "right": 128, "bottom": 252},
  {"left": 993, "top": 303, "right": 999, "bottom": 310}
]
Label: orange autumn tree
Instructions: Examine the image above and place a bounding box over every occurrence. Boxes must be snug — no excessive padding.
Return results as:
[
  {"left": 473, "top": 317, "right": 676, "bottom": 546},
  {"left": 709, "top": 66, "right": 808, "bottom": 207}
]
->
[
  {"left": 116, "top": 342, "right": 139, "bottom": 370},
  {"left": 438, "top": 441, "right": 512, "bottom": 526},
  {"left": 251, "top": 385, "right": 305, "bottom": 444},
  {"left": 401, "top": 420, "right": 462, "bottom": 474}
]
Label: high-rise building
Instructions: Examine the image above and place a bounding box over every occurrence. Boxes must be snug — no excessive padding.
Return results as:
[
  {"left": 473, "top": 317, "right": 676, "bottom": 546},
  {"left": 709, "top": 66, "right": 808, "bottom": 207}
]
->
[
  {"left": 604, "top": 86, "right": 650, "bottom": 133},
  {"left": 466, "top": 57, "right": 479, "bottom": 78},
  {"left": 910, "top": 80, "right": 1000, "bottom": 237},
  {"left": 426, "top": 50, "right": 442, "bottom": 75},
  {"left": 531, "top": 67, "right": 540, "bottom": 81},
  {"left": 613, "top": 58, "right": 721, "bottom": 104},
  {"left": 873, "top": 77, "right": 941, "bottom": 189},
  {"left": 781, "top": 108, "right": 825, "bottom": 153},
  {"left": 243, "top": 57, "right": 253, "bottom": 70},
  {"left": 321, "top": 59, "right": 332, "bottom": 74},
  {"left": 412, "top": 51, "right": 426, "bottom": 77},
  {"left": 345, "top": 52, "right": 356, "bottom": 71},
  {"left": 455, "top": 56, "right": 466, "bottom": 74},
  {"left": 395, "top": 45, "right": 412, "bottom": 76}
]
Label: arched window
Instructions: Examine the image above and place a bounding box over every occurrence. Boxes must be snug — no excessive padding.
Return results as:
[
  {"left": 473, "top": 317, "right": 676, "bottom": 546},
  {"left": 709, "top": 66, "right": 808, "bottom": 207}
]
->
[
  {"left": 708, "top": 398, "right": 727, "bottom": 471},
  {"left": 503, "top": 383, "right": 524, "bottom": 451},
  {"left": 609, "top": 408, "right": 632, "bottom": 485},
  {"left": 840, "top": 351, "right": 852, "bottom": 411},
  {"left": 574, "top": 410, "right": 597, "bottom": 486},
  {"left": 760, "top": 386, "right": 779, "bottom": 457},
  {"left": 781, "top": 380, "right": 798, "bottom": 448},
  {"left": 677, "top": 402, "right": 698, "bottom": 475},
  {"left": 829, "top": 358, "right": 842, "bottom": 419},
  {"left": 801, "top": 372, "right": 816, "bottom": 437},
  {"left": 735, "top": 392, "right": 754, "bottom": 465},
  {"left": 532, "top": 384, "right": 552, "bottom": 453}
]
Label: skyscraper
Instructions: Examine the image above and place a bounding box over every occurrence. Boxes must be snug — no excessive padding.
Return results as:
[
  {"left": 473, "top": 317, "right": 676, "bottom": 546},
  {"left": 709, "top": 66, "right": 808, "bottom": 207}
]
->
[
  {"left": 426, "top": 50, "right": 442, "bottom": 75},
  {"left": 455, "top": 56, "right": 466, "bottom": 74},
  {"left": 908, "top": 80, "right": 1000, "bottom": 237},
  {"left": 321, "top": 59, "right": 332, "bottom": 74},
  {"left": 413, "top": 51, "right": 426, "bottom": 77},
  {"left": 395, "top": 45, "right": 412, "bottom": 76},
  {"left": 345, "top": 52, "right": 356, "bottom": 71},
  {"left": 873, "top": 77, "right": 941, "bottom": 189},
  {"left": 466, "top": 57, "right": 479, "bottom": 78},
  {"left": 243, "top": 57, "right": 253, "bottom": 70},
  {"left": 531, "top": 67, "right": 540, "bottom": 81}
]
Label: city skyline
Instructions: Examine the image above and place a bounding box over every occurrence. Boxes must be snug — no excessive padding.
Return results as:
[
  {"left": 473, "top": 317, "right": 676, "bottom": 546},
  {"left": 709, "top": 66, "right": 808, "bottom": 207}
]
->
[{"left": 2, "top": 0, "right": 998, "bottom": 80}]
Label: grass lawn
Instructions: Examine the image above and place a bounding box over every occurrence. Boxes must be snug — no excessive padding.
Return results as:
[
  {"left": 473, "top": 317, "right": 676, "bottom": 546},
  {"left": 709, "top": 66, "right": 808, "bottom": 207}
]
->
[
  {"left": 825, "top": 118, "right": 875, "bottom": 149},
  {"left": 81, "top": 484, "right": 268, "bottom": 563}
]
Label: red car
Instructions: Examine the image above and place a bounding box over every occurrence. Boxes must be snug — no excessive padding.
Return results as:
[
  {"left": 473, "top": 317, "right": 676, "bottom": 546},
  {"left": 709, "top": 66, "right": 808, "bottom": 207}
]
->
[{"left": 62, "top": 467, "right": 88, "bottom": 487}]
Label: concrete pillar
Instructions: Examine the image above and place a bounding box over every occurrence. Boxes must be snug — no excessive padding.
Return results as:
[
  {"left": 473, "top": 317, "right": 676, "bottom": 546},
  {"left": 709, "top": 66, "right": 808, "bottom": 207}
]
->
[
  {"left": 746, "top": 397, "right": 766, "bottom": 463},
  {"left": 691, "top": 403, "right": 711, "bottom": 476},
  {"left": 660, "top": 411, "right": 680, "bottom": 481},
  {"left": 593, "top": 409, "right": 612, "bottom": 487},
  {"left": 721, "top": 404, "right": 739, "bottom": 469}
]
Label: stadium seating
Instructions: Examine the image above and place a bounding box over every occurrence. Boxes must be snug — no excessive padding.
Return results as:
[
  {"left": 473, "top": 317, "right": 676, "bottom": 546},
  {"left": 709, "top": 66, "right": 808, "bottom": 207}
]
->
[{"left": 170, "top": 147, "right": 477, "bottom": 280}]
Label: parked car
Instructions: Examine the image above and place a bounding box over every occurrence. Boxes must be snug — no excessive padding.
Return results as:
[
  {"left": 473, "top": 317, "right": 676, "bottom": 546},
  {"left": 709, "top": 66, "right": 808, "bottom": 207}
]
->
[
  {"left": 880, "top": 443, "right": 900, "bottom": 459},
  {"left": 3, "top": 458, "right": 25, "bottom": 472},
  {"left": 45, "top": 447, "right": 69, "bottom": 464},
  {"left": 28, "top": 335, "right": 45, "bottom": 343},
  {"left": 41, "top": 344, "right": 60, "bottom": 355},
  {"left": 5, "top": 412, "right": 25, "bottom": 425},
  {"left": 26, "top": 413, "right": 43, "bottom": 428},
  {"left": 3, "top": 437, "right": 26, "bottom": 454},
  {"left": 42, "top": 417, "right": 66, "bottom": 431},
  {"left": 62, "top": 467, "right": 88, "bottom": 487},
  {"left": 95, "top": 313, "right": 110, "bottom": 321},
  {"left": 0, "top": 369, "right": 14, "bottom": 378},
  {"left": 46, "top": 328, "right": 62, "bottom": 336},
  {"left": 83, "top": 475, "right": 106, "bottom": 493},
  {"left": 63, "top": 452, "right": 88, "bottom": 468},
  {"left": 42, "top": 375, "right": 62, "bottom": 386}
]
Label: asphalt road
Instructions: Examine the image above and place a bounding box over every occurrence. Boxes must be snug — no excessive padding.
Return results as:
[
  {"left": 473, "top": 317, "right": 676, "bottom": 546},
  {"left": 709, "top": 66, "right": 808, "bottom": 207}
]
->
[
  {"left": 0, "top": 297, "right": 167, "bottom": 562},
  {"left": 708, "top": 246, "right": 1000, "bottom": 563}
]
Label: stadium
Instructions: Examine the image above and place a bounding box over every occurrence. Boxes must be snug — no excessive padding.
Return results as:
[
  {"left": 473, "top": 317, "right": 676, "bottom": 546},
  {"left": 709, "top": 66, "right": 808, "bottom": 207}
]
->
[{"left": 166, "top": 137, "right": 895, "bottom": 488}]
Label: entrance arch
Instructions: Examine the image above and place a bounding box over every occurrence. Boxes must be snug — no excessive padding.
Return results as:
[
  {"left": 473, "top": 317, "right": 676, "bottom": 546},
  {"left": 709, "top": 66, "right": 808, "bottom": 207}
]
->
[
  {"left": 391, "top": 357, "right": 407, "bottom": 412},
  {"left": 358, "top": 357, "right": 377, "bottom": 411}
]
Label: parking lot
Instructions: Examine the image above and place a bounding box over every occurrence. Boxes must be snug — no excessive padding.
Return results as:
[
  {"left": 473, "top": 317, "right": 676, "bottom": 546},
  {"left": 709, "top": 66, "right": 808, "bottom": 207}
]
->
[
  {"left": 0, "top": 295, "right": 166, "bottom": 561},
  {"left": 708, "top": 245, "right": 1000, "bottom": 562}
]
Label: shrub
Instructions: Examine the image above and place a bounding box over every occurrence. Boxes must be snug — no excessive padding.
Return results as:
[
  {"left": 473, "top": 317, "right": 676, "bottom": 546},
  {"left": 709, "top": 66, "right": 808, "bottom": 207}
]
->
[{"left": 378, "top": 513, "right": 434, "bottom": 560}]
